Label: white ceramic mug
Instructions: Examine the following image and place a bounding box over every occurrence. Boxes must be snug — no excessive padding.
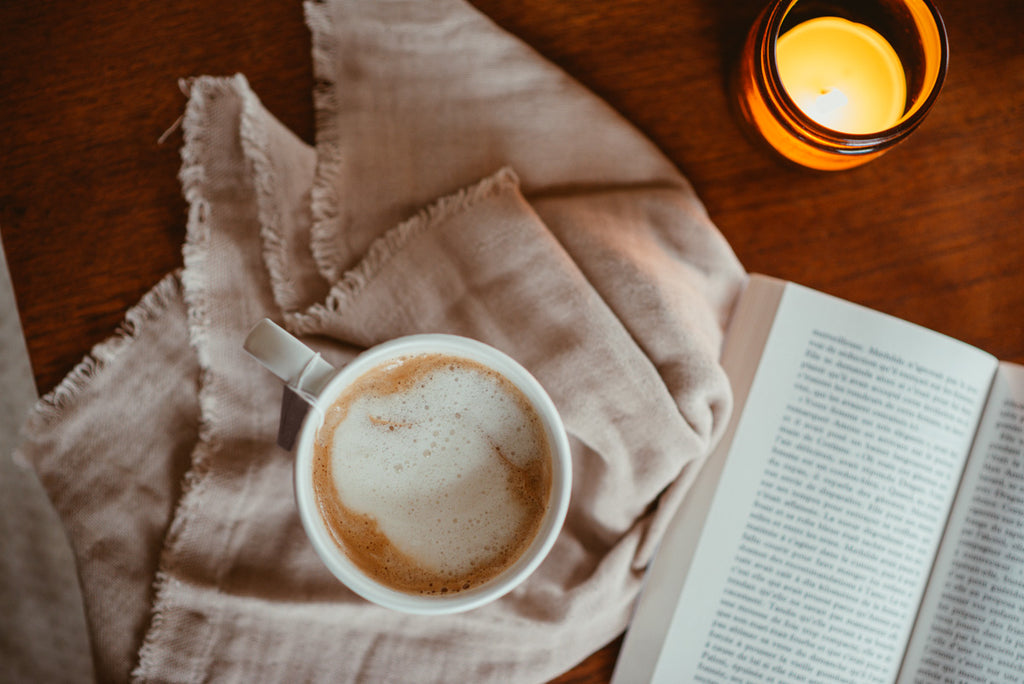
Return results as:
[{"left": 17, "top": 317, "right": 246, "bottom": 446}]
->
[{"left": 243, "top": 319, "right": 572, "bottom": 614}]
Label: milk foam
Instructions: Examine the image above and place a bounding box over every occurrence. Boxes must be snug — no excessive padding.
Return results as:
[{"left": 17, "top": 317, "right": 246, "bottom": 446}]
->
[{"left": 312, "top": 353, "right": 551, "bottom": 594}]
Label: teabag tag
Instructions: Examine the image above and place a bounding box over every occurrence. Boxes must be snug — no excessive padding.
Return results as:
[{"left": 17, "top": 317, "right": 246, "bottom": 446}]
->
[{"left": 278, "top": 385, "right": 313, "bottom": 451}]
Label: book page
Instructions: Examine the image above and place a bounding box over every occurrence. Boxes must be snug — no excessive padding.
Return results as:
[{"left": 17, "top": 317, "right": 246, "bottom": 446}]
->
[
  {"left": 899, "top": 362, "right": 1024, "bottom": 682},
  {"left": 647, "top": 280, "right": 997, "bottom": 684}
]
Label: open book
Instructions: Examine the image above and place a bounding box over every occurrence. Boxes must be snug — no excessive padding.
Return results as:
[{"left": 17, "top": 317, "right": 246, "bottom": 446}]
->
[{"left": 612, "top": 275, "right": 1024, "bottom": 683}]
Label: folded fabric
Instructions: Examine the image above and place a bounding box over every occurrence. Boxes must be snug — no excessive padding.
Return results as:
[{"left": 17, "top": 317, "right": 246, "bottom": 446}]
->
[{"left": 17, "top": 1, "right": 745, "bottom": 681}]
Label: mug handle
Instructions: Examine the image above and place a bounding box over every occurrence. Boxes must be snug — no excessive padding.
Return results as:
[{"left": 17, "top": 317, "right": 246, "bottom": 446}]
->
[{"left": 243, "top": 318, "right": 336, "bottom": 450}]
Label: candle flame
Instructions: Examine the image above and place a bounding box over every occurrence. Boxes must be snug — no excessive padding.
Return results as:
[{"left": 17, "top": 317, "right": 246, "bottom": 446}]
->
[
  {"left": 776, "top": 17, "right": 907, "bottom": 134},
  {"left": 809, "top": 88, "right": 849, "bottom": 121}
]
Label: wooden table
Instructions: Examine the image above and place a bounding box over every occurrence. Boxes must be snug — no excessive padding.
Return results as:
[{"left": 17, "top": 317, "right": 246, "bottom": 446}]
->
[{"left": 2, "top": 0, "right": 1022, "bottom": 680}]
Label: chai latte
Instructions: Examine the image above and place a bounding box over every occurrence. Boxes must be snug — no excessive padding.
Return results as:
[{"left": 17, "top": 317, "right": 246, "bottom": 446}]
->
[{"left": 312, "top": 353, "right": 552, "bottom": 596}]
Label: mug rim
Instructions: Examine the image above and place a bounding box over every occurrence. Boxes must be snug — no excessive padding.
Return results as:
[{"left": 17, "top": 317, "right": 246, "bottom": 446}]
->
[{"left": 292, "top": 333, "right": 572, "bottom": 615}]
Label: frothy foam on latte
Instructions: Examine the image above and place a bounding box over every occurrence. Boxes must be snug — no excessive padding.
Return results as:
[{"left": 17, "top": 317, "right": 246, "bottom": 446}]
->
[{"left": 312, "top": 353, "right": 552, "bottom": 595}]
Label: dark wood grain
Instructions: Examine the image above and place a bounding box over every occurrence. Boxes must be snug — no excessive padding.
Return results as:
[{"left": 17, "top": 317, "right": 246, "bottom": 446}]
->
[{"left": 2, "top": 0, "right": 1022, "bottom": 681}]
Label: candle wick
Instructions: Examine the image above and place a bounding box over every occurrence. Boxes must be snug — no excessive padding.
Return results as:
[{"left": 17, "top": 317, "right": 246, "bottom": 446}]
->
[{"left": 811, "top": 88, "right": 849, "bottom": 119}]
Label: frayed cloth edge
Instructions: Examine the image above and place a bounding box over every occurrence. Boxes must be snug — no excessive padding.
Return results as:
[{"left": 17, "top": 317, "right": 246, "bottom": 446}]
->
[
  {"left": 304, "top": 0, "right": 347, "bottom": 285},
  {"left": 238, "top": 89, "right": 307, "bottom": 314},
  {"left": 287, "top": 166, "right": 520, "bottom": 336},
  {"left": 131, "top": 73, "right": 248, "bottom": 684},
  {"left": 19, "top": 271, "right": 185, "bottom": 436}
]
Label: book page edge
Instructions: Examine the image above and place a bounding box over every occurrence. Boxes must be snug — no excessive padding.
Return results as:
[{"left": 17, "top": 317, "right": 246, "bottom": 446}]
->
[{"left": 610, "top": 274, "right": 786, "bottom": 684}]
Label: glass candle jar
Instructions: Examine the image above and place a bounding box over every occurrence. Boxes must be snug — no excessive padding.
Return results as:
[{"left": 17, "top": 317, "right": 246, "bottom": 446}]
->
[{"left": 735, "top": 0, "right": 948, "bottom": 170}]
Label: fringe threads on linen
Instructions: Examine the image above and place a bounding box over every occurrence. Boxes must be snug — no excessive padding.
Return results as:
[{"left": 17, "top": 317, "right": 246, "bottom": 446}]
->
[
  {"left": 21, "top": 271, "right": 185, "bottom": 433},
  {"left": 287, "top": 166, "right": 521, "bottom": 336}
]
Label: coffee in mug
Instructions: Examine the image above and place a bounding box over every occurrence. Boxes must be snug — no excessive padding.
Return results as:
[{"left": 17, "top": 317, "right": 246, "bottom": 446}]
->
[
  {"left": 312, "top": 353, "right": 552, "bottom": 596},
  {"left": 244, "top": 321, "right": 572, "bottom": 614}
]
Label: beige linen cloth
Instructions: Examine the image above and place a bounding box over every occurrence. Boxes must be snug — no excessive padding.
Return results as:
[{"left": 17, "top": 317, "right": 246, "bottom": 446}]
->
[{"left": 18, "top": 0, "right": 745, "bottom": 681}]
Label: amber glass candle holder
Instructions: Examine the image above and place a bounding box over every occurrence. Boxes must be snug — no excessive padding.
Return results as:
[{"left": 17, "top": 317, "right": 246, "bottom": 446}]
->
[{"left": 735, "top": 0, "right": 948, "bottom": 170}]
